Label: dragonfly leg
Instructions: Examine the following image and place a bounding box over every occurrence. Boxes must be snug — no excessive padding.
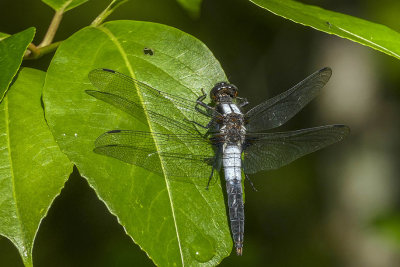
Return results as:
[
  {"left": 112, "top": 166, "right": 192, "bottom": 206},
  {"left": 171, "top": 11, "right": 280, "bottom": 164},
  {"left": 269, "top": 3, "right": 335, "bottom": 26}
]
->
[
  {"left": 184, "top": 118, "right": 209, "bottom": 129},
  {"left": 237, "top": 97, "right": 249, "bottom": 108},
  {"left": 196, "top": 89, "right": 215, "bottom": 114},
  {"left": 205, "top": 166, "right": 215, "bottom": 190},
  {"left": 205, "top": 153, "right": 222, "bottom": 190},
  {"left": 206, "top": 117, "right": 218, "bottom": 129},
  {"left": 196, "top": 88, "right": 207, "bottom": 102},
  {"left": 195, "top": 105, "right": 211, "bottom": 117},
  {"left": 203, "top": 119, "right": 220, "bottom": 139}
]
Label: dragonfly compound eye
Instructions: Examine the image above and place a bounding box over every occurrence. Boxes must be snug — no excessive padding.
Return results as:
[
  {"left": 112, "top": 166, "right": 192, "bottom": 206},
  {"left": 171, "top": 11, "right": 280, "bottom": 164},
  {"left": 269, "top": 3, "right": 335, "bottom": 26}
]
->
[{"left": 210, "top": 82, "right": 238, "bottom": 101}]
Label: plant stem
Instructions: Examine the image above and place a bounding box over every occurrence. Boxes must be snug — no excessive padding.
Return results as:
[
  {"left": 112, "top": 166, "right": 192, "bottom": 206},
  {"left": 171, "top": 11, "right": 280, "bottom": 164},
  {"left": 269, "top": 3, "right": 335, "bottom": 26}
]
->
[
  {"left": 22, "top": 0, "right": 128, "bottom": 60},
  {"left": 23, "top": 2, "right": 68, "bottom": 60},
  {"left": 24, "top": 43, "right": 40, "bottom": 58},
  {"left": 91, "top": 0, "right": 128, "bottom": 27},
  {"left": 38, "top": 10, "right": 64, "bottom": 48},
  {"left": 24, "top": 41, "right": 62, "bottom": 60}
]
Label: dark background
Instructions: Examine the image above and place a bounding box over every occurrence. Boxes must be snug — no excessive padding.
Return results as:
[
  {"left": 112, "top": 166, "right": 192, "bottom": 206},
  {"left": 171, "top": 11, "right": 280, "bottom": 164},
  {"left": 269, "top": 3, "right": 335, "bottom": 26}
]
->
[{"left": 1, "top": 0, "right": 400, "bottom": 266}]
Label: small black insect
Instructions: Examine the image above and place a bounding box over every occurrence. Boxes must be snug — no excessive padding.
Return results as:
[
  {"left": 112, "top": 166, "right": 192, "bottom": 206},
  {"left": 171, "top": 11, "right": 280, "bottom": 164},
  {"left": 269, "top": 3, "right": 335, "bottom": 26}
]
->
[
  {"left": 143, "top": 47, "right": 154, "bottom": 56},
  {"left": 326, "top": 21, "right": 332, "bottom": 28}
]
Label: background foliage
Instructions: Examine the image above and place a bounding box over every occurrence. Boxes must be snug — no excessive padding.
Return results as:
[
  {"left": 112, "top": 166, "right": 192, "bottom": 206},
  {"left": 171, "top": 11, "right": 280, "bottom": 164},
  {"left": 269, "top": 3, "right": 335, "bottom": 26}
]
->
[{"left": 0, "top": 0, "right": 400, "bottom": 266}]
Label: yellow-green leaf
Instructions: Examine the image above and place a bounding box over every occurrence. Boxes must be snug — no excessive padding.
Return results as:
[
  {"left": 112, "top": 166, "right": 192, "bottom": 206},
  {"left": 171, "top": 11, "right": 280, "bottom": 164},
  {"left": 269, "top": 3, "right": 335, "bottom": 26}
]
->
[
  {"left": 0, "top": 68, "right": 73, "bottom": 267},
  {"left": 0, "top": 28, "right": 35, "bottom": 102},
  {"left": 250, "top": 0, "right": 400, "bottom": 59}
]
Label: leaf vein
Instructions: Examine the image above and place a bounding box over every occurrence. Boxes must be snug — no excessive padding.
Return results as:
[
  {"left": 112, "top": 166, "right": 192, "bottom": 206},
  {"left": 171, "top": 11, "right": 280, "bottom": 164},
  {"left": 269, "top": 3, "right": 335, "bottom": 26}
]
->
[{"left": 96, "top": 25, "right": 185, "bottom": 266}]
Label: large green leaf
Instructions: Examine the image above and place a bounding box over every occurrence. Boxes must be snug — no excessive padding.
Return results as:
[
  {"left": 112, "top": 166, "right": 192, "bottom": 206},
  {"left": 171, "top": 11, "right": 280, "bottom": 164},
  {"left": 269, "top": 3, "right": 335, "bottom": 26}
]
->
[
  {"left": 0, "top": 68, "right": 73, "bottom": 267},
  {"left": 43, "top": 20, "right": 232, "bottom": 266},
  {"left": 249, "top": 0, "right": 400, "bottom": 60},
  {"left": 176, "top": 0, "right": 202, "bottom": 18},
  {"left": 0, "top": 28, "right": 35, "bottom": 102},
  {"left": 42, "top": 0, "right": 88, "bottom": 12}
]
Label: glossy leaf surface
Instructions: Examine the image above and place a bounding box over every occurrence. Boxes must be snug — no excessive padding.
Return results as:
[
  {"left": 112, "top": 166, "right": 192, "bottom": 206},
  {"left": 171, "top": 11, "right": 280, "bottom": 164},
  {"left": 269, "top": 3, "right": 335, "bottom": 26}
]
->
[
  {"left": 250, "top": 0, "right": 400, "bottom": 59},
  {"left": 0, "top": 68, "right": 72, "bottom": 267},
  {"left": 0, "top": 27, "right": 35, "bottom": 102},
  {"left": 43, "top": 20, "right": 232, "bottom": 266}
]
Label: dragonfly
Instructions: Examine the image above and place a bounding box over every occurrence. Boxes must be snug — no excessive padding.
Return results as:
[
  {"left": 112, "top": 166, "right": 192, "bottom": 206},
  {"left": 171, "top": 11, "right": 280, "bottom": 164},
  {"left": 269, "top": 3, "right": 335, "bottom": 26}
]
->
[{"left": 87, "top": 67, "right": 349, "bottom": 256}]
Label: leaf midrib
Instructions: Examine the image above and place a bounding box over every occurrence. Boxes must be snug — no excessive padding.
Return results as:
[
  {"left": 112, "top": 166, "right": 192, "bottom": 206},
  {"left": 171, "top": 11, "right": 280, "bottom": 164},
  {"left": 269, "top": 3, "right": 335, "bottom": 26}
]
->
[
  {"left": 95, "top": 25, "right": 185, "bottom": 266},
  {"left": 4, "top": 96, "right": 28, "bottom": 257}
]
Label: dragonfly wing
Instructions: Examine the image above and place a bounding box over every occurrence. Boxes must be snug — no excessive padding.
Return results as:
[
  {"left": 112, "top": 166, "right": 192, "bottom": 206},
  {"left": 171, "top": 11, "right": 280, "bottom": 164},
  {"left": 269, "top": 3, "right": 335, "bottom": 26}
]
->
[
  {"left": 87, "top": 68, "right": 210, "bottom": 133},
  {"left": 245, "top": 68, "right": 332, "bottom": 132},
  {"left": 86, "top": 89, "right": 146, "bottom": 123},
  {"left": 243, "top": 125, "right": 349, "bottom": 174},
  {"left": 86, "top": 89, "right": 199, "bottom": 134},
  {"left": 94, "top": 130, "right": 218, "bottom": 185}
]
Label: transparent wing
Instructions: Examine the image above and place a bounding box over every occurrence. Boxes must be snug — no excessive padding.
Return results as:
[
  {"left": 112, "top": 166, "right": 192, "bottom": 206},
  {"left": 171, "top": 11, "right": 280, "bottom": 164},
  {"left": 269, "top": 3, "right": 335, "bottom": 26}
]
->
[
  {"left": 94, "top": 130, "right": 219, "bottom": 185},
  {"left": 243, "top": 125, "right": 349, "bottom": 174},
  {"left": 245, "top": 68, "right": 332, "bottom": 132},
  {"left": 87, "top": 68, "right": 210, "bottom": 133}
]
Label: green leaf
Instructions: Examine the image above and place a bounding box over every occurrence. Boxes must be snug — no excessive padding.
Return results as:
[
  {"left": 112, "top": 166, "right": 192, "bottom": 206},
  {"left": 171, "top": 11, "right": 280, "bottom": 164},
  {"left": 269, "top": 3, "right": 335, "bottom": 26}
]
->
[
  {"left": 176, "top": 0, "right": 202, "bottom": 19},
  {"left": 43, "top": 20, "right": 232, "bottom": 266},
  {"left": 42, "top": 0, "right": 88, "bottom": 12},
  {"left": 0, "top": 68, "right": 73, "bottom": 267},
  {"left": 0, "top": 27, "right": 35, "bottom": 102},
  {"left": 0, "top": 32, "right": 10, "bottom": 41},
  {"left": 249, "top": 0, "right": 400, "bottom": 60}
]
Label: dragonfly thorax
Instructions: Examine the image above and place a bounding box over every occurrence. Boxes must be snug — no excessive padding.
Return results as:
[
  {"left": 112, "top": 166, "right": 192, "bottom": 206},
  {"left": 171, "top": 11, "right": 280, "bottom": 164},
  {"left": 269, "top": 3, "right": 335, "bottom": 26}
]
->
[{"left": 220, "top": 113, "right": 246, "bottom": 145}]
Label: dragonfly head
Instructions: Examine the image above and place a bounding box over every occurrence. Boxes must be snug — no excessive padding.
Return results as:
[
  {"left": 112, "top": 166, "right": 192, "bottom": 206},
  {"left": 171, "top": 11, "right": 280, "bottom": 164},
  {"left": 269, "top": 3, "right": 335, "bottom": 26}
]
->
[{"left": 210, "top": 82, "right": 238, "bottom": 102}]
